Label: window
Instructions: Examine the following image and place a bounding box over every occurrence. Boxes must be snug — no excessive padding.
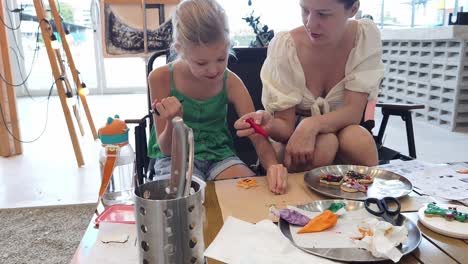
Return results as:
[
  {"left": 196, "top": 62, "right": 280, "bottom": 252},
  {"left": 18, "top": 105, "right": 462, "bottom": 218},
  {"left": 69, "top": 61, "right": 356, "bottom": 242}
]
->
[
  {"left": 218, "top": 0, "right": 301, "bottom": 47},
  {"left": 13, "top": 0, "right": 145, "bottom": 95},
  {"left": 10, "top": 0, "right": 461, "bottom": 96}
]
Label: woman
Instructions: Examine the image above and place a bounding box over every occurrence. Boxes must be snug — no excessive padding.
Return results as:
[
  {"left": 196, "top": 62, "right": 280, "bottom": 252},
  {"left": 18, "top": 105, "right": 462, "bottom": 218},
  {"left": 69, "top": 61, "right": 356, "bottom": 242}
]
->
[{"left": 235, "top": 0, "right": 384, "bottom": 172}]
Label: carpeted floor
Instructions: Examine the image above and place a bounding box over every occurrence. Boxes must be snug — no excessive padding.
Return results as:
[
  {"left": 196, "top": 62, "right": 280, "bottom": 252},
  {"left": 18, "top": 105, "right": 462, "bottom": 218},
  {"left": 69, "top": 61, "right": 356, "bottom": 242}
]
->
[{"left": 0, "top": 204, "right": 95, "bottom": 264}]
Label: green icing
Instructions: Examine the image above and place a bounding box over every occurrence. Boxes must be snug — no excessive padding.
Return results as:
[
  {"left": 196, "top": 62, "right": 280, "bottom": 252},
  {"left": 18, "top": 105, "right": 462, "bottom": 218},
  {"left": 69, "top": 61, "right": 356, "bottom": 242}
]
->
[
  {"left": 327, "top": 202, "right": 346, "bottom": 213},
  {"left": 424, "top": 203, "right": 468, "bottom": 223}
]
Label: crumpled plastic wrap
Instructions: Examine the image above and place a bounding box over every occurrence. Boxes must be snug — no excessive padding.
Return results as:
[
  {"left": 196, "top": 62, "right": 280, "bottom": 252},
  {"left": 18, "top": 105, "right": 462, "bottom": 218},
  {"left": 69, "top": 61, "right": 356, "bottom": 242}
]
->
[
  {"left": 353, "top": 218, "right": 408, "bottom": 263},
  {"left": 269, "top": 206, "right": 310, "bottom": 226}
]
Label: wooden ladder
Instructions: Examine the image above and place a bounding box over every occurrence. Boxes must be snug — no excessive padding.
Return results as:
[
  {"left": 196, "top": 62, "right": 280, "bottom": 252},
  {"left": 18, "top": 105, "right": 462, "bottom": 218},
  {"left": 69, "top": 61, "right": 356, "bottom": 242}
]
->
[
  {"left": 32, "top": 0, "right": 98, "bottom": 167},
  {"left": 0, "top": 0, "right": 22, "bottom": 156}
]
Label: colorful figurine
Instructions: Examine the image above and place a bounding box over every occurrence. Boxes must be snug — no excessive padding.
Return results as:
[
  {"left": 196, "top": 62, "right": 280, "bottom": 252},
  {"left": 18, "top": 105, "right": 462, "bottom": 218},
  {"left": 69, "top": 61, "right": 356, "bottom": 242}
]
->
[{"left": 424, "top": 203, "right": 468, "bottom": 222}]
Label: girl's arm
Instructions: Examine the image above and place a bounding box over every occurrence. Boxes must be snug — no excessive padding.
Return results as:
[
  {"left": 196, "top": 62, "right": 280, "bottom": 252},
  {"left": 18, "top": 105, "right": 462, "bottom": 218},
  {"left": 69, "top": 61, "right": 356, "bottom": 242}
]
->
[
  {"left": 226, "top": 73, "right": 277, "bottom": 168},
  {"left": 148, "top": 65, "right": 182, "bottom": 156},
  {"left": 227, "top": 72, "right": 287, "bottom": 193},
  {"left": 234, "top": 103, "right": 296, "bottom": 144}
]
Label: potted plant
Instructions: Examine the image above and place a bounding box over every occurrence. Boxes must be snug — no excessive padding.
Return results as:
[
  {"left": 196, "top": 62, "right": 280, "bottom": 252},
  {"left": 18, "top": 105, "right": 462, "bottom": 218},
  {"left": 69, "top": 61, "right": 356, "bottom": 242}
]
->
[{"left": 242, "top": 0, "right": 274, "bottom": 47}]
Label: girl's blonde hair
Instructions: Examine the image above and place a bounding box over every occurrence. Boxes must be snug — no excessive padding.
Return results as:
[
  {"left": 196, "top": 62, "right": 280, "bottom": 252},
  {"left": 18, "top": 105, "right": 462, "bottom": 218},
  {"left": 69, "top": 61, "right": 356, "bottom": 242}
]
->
[{"left": 172, "top": 0, "right": 230, "bottom": 49}]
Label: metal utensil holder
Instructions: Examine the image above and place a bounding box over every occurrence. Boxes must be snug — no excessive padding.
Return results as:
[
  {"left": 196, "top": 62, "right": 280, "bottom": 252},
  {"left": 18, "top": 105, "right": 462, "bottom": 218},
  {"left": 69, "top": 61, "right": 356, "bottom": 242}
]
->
[{"left": 134, "top": 179, "right": 204, "bottom": 264}]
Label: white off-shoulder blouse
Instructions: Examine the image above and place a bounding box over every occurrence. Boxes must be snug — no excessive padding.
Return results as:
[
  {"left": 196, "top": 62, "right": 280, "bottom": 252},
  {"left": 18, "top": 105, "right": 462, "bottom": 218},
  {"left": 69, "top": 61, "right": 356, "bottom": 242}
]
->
[{"left": 261, "top": 19, "right": 385, "bottom": 116}]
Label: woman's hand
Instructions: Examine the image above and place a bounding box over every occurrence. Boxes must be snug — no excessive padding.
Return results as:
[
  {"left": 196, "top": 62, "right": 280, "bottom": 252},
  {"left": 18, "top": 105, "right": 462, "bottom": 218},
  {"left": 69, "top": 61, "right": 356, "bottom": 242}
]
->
[
  {"left": 266, "top": 164, "right": 288, "bottom": 194},
  {"left": 234, "top": 110, "right": 273, "bottom": 137},
  {"left": 284, "top": 118, "right": 319, "bottom": 170},
  {"left": 151, "top": 96, "right": 183, "bottom": 120}
]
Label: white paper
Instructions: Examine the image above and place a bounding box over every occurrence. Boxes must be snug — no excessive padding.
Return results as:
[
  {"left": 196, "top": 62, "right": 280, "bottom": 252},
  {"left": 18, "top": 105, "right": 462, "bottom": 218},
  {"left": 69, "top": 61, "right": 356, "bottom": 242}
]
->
[
  {"left": 204, "top": 216, "right": 340, "bottom": 264},
  {"left": 411, "top": 163, "right": 468, "bottom": 200},
  {"left": 353, "top": 219, "right": 408, "bottom": 263},
  {"left": 378, "top": 160, "right": 441, "bottom": 191},
  {"left": 289, "top": 209, "right": 375, "bottom": 249},
  {"left": 378, "top": 161, "right": 468, "bottom": 200},
  {"left": 84, "top": 222, "right": 138, "bottom": 264}
]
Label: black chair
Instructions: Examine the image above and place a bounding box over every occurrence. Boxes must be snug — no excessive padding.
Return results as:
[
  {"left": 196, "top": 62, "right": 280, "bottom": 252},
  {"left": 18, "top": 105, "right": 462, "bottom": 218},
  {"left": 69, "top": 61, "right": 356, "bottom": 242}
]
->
[
  {"left": 374, "top": 103, "right": 425, "bottom": 160},
  {"left": 127, "top": 47, "right": 422, "bottom": 183}
]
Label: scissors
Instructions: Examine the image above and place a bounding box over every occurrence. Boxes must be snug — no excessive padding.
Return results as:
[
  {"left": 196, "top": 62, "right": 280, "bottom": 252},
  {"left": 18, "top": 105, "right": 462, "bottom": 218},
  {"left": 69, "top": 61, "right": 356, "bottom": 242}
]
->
[{"left": 364, "top": 197, "right": 404, "bottom": 226}]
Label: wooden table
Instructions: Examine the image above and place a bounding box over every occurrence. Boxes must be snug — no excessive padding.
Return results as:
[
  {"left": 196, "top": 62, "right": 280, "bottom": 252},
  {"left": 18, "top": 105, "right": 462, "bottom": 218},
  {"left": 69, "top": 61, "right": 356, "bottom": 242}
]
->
[{"left": 72, "top": 180, "right": 468, "bottom": 264}]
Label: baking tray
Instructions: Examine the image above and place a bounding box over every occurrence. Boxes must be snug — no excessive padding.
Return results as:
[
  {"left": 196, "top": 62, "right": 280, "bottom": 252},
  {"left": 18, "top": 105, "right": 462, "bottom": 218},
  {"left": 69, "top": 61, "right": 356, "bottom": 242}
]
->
[
  {"left": 278, "top": 200, "right": 421, "bottom": 262},
  {"left": 304, "top": 165, "right": 413, "bottom": 200}
]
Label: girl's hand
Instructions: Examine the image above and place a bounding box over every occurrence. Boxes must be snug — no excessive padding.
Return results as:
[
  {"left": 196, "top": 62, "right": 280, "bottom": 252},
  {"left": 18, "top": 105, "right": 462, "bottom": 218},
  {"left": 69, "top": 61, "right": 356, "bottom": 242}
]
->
[
  {"left": 151, "top": 96, "right": 183, "bottom": 120},
  {"left": 284, "top": 119, "right": 318, "bottom": 170},
  {"left": 266, "top": 164, "right": 288, "bottom": 194},
  {"left": 234, "top": 110, "right": 273, "bottom": 138}
]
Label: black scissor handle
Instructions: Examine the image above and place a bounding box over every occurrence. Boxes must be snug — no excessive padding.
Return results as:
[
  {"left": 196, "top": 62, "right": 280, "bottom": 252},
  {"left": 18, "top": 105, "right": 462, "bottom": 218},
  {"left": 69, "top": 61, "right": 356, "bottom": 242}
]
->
[
  {"left": 381, "top": 196, "right": 401, "bottom": 216},
  {"left": 364, "top": 197, "right": 385, "bottom": 216},
  {"left": 150, "top": 108, "right": 160, "bottom": 116},
  {"left": 151, "top": 99, "right": 185, "bottom": 117}
]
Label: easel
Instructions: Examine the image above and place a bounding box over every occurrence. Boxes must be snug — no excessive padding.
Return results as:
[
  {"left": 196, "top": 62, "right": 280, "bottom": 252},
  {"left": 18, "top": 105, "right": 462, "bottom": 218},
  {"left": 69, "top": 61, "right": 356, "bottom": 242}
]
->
[
  {"left": 48, "top": 0, "right": 97, "bottom": 140},
  {"left": 32, "top": 0, "right": 97, "bottom": 167},
  {"left": 54, "top": 48, "right": 85, "bottom": 136},
  {"left": 0, "top": 0, "right": 22, "bottom": 157}
]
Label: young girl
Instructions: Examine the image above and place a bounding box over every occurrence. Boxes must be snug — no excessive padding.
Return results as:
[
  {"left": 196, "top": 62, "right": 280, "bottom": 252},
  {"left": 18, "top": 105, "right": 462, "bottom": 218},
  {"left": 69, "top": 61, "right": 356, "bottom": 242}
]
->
[{"left": 147, "top": 0, "right": 287, "bottom": 194}]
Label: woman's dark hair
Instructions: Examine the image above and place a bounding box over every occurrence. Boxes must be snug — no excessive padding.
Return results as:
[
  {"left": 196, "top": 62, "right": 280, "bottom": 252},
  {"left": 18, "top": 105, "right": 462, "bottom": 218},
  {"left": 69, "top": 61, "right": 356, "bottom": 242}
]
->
[{"left": 339, "top": 0, "right": 358, "bottom": 9}]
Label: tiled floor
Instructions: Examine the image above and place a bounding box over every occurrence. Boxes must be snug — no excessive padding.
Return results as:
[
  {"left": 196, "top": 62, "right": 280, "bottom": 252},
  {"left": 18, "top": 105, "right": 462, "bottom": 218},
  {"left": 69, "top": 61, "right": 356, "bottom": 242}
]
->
[{"left": 1, "top": 94, "right": 467, "bottom": 209}]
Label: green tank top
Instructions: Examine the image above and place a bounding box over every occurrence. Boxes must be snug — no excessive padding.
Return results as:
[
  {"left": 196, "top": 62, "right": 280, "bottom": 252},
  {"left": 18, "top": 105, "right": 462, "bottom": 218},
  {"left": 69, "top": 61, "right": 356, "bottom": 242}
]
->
[{"left": 147, "top": 63, "right": 236, "bottom": 160}]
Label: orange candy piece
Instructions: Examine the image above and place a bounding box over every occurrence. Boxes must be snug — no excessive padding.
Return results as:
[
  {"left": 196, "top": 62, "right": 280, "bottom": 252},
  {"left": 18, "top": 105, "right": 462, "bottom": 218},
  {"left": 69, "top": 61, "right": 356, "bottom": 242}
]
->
[
  {"left": 297, "top": 210, "right": 338, "bottom": 234},
  {"left": 237, "top": 178, "right": 257, "bottom": 189}
]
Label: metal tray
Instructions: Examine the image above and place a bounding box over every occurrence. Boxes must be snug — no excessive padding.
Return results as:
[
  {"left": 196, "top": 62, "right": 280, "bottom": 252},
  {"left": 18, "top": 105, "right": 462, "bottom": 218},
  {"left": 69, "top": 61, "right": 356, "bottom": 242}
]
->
[
  {"left": 304, "top": 165, "right": 413, "bottom": 200},
  {"left": 278, "top": 200, "right": 422, "bottom": 262}
]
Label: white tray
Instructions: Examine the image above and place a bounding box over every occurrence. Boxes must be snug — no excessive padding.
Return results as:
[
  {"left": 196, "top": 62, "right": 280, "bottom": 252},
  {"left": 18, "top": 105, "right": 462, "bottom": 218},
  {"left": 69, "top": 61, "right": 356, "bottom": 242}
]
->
[{"left": 418, "top": 203, "right": 468, "bottom": 239}]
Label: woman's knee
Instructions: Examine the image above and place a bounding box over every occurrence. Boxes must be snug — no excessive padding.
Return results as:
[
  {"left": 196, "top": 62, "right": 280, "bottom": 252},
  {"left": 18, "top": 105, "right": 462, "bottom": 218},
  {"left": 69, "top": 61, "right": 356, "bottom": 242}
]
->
[
  {"left": 338, "top": 125, "right": 378, "bottom": 166},
  {"left": 311, "top": 133, "right": 339, "bottom": 168}
]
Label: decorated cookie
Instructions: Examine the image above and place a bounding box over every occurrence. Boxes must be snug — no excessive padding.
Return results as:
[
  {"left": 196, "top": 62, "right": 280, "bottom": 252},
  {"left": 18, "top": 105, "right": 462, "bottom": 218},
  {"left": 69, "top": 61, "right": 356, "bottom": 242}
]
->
[
  {"left": 320, "top": 174, "right": 344, "bottom": 186},
  {"left": 341, "top": 179, "right": 368, "bottom": 193},
  {"left": 344, "top": 170, "right": 373, "bottom": 184},
  {"left": 237, "top": 178, "right": 257, "bottom": 189},
  {"left": 424, "top": 202, "right": 468, "bottom": 223}
]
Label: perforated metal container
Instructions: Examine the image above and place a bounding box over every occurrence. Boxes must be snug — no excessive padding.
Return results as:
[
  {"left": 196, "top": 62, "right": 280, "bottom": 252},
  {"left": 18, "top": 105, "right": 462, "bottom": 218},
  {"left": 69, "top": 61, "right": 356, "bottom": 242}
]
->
[{"left": 134, "top": 179, "right": 204, "bottom": 264}]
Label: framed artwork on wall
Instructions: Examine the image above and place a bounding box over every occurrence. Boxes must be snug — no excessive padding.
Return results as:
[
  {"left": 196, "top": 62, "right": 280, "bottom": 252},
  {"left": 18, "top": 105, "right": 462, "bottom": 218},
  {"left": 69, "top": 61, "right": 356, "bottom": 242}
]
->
[{"left": 100, "top": 0, "right": 179, "bottom": 57}]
